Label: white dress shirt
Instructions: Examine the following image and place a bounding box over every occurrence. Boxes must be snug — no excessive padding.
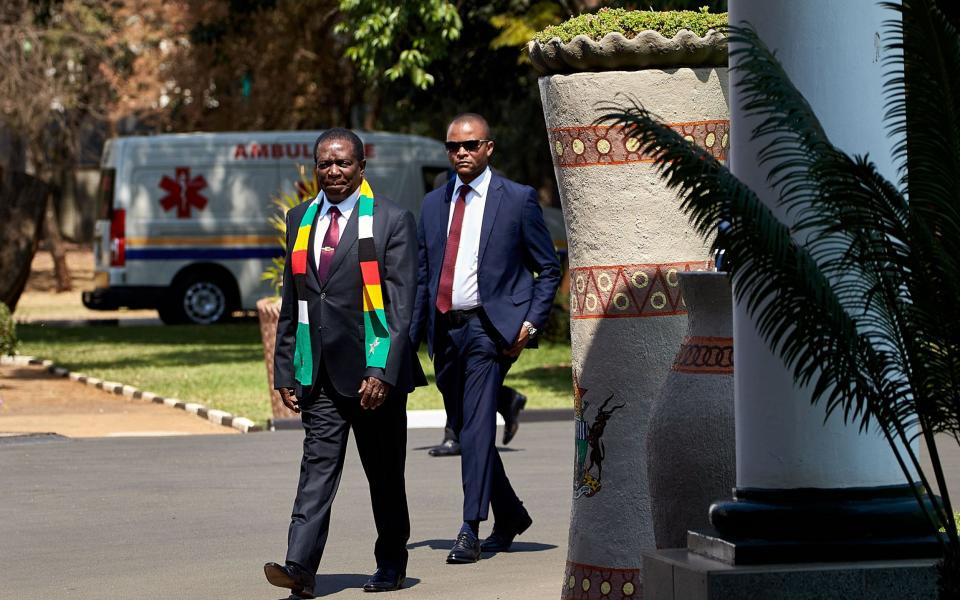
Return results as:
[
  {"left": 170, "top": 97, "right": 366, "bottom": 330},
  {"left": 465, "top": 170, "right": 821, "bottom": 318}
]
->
[
  {"left": 447, "top": 166, "right": 491, "bottom": 310},
  {"left": 311, "top": 186, "right": 360, "bottom": 271}
]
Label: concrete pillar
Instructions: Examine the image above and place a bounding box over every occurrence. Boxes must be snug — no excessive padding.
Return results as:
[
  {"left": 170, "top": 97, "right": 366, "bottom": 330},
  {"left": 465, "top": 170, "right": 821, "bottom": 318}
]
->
[
  {"left": 729, "top": 0, "right": 901, "bottom": 493},
  {"left": 699, "top": 0, "right": 938, "bottom": 563}
]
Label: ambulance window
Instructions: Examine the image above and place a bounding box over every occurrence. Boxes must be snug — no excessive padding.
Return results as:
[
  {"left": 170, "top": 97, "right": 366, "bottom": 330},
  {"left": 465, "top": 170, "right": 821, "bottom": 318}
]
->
[{"left": 423, "top": 166, "right": 450, "bottom": 193}]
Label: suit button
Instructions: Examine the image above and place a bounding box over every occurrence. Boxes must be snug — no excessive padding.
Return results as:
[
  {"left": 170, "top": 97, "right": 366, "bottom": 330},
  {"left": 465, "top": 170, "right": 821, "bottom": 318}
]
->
[{"left": 320, "top": 292, "right": 326, "bottom": 299}]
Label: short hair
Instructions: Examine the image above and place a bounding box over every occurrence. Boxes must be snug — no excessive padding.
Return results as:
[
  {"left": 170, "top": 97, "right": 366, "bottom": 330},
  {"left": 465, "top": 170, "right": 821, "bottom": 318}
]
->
[
  {"left": 448, "top": 113, "right": 492, "bottom": 140},
  {"left": 313, "top": 128, "right": 365, "bottom": 164}
]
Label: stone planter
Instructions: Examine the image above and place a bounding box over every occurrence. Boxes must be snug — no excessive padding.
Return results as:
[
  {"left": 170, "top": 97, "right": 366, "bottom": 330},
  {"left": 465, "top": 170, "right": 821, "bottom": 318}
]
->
[
  {"left": 534, "top": 28, "right": 729, "bottom": 599},
  {"left": 256, "top": 297, "right": 297, "bottom": 420},
  {"left": 646, "top": 271, "right": 734, "bottom": 550}
]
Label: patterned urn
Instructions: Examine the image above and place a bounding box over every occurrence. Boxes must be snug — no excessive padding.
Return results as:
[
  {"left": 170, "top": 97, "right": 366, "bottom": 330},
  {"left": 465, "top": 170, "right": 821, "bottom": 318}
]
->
[
  {"left": 532, "top": 27, "right": 728, "bottom": 600},
  {"left": 646, "top": 271, "right": 734, "bottom": 550}
]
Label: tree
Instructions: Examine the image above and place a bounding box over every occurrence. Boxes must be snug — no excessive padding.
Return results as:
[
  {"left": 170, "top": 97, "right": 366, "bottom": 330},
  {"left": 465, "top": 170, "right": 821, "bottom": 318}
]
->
[
  {"left": 335, "top": 0, "right": 462, "bottom": 129},
  {"left": 600, "top": 0, "right": 959, "bottom": 594},
  {"left": 0, "top": 172, "right": 48, "bottom": 311},
  {"left": 0, "top": 0, "right": 118, "bottom": 300},
  {"left": 336, "top": 0, "right": 729, "bottom": 200},
  {"left": 164, "top": 0, "right": 357, "bottom": 132}
]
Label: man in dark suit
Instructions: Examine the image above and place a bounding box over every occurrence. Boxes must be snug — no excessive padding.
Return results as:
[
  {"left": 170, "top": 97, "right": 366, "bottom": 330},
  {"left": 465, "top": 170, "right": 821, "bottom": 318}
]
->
[
  {"left": 427, "top": 385, "right": 527, "bottom": 456},
  {"left": 411, "top": 113, "right": 561, "bottom": 563},
  {"left": 266, "top": 128, "right": 423, "bottom": 597},
  {"left": 424, "top": 170, "right": 529, "bottom": 458}
]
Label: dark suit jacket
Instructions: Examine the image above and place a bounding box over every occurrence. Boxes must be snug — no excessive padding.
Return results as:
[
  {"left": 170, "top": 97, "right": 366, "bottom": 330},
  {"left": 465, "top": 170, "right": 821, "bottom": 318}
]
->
[
  {"left": 274, "top": 193, "right": 426, "bottom": 398},
  {"left": 411, "top": 173, "right": 562, "bottom": 356}
]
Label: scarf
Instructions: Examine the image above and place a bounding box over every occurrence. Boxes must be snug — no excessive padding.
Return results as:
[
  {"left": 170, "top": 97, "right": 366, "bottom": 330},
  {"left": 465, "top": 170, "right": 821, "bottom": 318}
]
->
[{"left": 290, "top": 179, "right": 390, "bottom": 386}]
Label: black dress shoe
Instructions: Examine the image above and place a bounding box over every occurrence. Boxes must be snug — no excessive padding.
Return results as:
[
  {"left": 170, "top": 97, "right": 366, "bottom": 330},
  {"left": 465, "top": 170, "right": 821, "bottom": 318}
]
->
[
  {"left": 480, "top": 510, "right": 533, "bottom": 552},
  {"left": 428, "top": 438, "right": 461, "bottom": 457},
  {"left": 363, "top": 567, "right": 405, "bottom": 592},
  {"left": 264, "top": 562, "right": 316, "bottom": 599},
  {"left": 502, "top": 392, "right": 527, "bottom": 445},
  {"left": 446, "top": 530, "right": 481, "bottom": 563}
]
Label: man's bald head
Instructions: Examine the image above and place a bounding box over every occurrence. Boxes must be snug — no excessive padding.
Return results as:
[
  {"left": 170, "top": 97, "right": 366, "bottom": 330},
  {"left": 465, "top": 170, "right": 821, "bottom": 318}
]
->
[{"left": 447, "top": 113, "right": 491, "bottom": 140}]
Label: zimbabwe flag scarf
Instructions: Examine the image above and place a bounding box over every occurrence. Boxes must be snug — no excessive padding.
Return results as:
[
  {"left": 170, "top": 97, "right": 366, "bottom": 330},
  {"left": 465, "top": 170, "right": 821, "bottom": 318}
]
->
[{"left": 289, "top": 179, "right": 390, "bottom": 386}]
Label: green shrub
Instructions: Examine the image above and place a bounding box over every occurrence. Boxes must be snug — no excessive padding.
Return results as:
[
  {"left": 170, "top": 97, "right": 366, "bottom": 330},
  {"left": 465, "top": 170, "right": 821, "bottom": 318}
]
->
[
  {"left": 941, "top": 512, "right": 960, "bottom": 534},
  {"left": 0, "top": 302, "right": 17, "bottom": 356},
  {"left": 534, "top": 7, "right": 727, "bottom": 44},
  {"left": 542, "top": 302, "right": 571, "bottom": 344}
]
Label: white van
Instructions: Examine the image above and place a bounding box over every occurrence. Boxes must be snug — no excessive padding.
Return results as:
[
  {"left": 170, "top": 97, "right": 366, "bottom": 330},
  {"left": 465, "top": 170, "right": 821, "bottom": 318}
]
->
[{"left": 83, "top": 130, "right": 566, "bottom": 324}]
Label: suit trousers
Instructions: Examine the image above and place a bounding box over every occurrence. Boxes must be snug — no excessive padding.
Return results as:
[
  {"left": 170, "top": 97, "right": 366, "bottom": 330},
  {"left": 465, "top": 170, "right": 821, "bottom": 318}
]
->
[
  {"left": 441, "top": 386, "right": 522, "bottom": 443},
  {"left": 285, "top": 366, "right": 410, "bottom": 573},
  {"left": 434, "top": 312, "right": 524, "bottom": 523}
]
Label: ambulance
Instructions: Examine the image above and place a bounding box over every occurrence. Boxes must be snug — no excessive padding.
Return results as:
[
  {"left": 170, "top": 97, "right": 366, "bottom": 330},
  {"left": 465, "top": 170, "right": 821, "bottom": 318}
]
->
[{"left": 83, "top": 130, "right": 566, "bottom": 324}]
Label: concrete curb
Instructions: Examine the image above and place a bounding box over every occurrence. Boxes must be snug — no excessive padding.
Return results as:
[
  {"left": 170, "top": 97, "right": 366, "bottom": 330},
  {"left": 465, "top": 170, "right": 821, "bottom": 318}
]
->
[{"left": 0, "top": 354, "right": 261, "bottom": 433}]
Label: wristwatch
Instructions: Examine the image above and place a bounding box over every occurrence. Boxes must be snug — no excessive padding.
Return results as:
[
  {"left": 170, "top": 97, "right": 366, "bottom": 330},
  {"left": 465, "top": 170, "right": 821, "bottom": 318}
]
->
[{"left": 523, "top": 321, "right": 538, "bottom": 338}]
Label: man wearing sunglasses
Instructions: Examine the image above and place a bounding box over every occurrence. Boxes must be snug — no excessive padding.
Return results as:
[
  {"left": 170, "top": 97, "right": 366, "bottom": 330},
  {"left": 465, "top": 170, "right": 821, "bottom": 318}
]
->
[{"left": 411, "top": 113, "right": 561, "bottom": 564}]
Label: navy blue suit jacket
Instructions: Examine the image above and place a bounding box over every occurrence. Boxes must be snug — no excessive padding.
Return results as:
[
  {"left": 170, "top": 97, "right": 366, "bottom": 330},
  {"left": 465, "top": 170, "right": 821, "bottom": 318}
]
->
[{"left": 411, "top": 173, "right": 562, "bottom": 356}]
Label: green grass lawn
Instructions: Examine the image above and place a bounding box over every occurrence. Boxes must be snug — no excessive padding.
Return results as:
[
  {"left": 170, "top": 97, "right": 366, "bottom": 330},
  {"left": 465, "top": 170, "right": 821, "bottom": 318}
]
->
[{"left": 17, "top": 323, "right": 573, "bottom": 425}]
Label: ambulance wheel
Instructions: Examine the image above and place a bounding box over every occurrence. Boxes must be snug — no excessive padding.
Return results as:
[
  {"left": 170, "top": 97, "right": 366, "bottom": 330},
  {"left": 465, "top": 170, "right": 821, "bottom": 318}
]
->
[{"left": 160, "top": 271, "right": 237, "bottom": 325}]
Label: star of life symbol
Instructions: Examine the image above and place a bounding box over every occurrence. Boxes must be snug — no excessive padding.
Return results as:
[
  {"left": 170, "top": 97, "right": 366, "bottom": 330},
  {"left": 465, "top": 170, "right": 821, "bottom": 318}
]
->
[
  {"left": 368, "top": 337, "right": 381, "bottom": 356},
  {"left": 159, "top": 167, "right": 208, "bottom": 218}
]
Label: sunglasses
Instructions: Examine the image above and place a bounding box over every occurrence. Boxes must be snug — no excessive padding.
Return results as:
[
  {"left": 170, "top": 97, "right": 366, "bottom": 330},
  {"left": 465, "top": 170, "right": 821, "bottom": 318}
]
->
[{"left": 444, "top": 139, "right": 490, "bottom": 153}]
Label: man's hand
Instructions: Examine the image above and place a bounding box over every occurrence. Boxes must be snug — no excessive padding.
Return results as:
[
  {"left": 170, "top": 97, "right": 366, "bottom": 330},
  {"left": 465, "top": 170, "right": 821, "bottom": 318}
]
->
[
  {"left": 358, "top": 377, "right": 391, "bottom": 410},
  {"left": 503, "top": 324, "right": 532, "bottom": 358},
  {"left": 279, "top": 387, "right": 299, "bottom": 413}
]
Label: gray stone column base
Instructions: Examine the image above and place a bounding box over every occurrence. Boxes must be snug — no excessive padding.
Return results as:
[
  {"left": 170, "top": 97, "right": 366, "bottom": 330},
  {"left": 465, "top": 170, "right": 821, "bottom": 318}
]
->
[{"left": 643, "top": 548, "right": 939, "bottom": 600}]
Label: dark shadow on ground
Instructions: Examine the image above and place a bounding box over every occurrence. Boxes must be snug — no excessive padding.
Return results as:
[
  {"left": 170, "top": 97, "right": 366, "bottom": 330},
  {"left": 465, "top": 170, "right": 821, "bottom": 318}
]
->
[
  {"left": 274, "top": 573, "right": 421, "bottom": 597},
  {"left": 410, "top": 445, "right": 523, "bottom": 453},
  {"left": 18, "top": 323, "right": 261, "bottom": 346},
  {"left": 407, "top": 539, "right": 456, "bottom": 550},
  {"left": 406, "top": 539, "right": 555, "bottom": 554},
  {"left": 411, "top": 444, "right": 441, "bottom": 451},
  {"left": 487, "top": 541, "right": 558, "bottom": 553}
]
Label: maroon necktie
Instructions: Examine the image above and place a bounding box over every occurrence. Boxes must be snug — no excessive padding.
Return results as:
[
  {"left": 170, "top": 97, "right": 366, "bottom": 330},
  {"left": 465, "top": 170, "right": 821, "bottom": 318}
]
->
[
  {"left": 436, "top": 184, "right": 471, "bottom": 314},
  {"left": 317, "top": 205, "right": 341, "bottom": 282}
]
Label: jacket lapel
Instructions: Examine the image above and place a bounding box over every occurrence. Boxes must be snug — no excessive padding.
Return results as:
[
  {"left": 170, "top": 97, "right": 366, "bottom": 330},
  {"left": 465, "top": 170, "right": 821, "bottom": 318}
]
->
[
  {"left": 434, "top": 178, "right": 456, "bottom": 265},
  {"left": 478, "top": 175, "right": 503, "bottom": 266},
  {"left": 324, "top": 203, "right": 359, "bottom": 285}
]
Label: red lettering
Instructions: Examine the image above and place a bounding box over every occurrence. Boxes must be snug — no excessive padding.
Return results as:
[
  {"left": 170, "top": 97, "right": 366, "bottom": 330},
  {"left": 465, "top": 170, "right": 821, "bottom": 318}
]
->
[
  {"left": 364, "top": 143, "right": 376, "bottom": 159},
  {"left": 234, "top": 143, "right": 247, "bottom": 159},
  {"left": 302, "top": 143, "right": 311, "bottom": 159},
  {"left": 286, "top": 144, "right": 301, "bottom": 158},
  {"left": 271, "top": 143, "right": 283, "bottom": 158},
  {"left": 250, "top": 143, "right": 268, "bottom": 158}
]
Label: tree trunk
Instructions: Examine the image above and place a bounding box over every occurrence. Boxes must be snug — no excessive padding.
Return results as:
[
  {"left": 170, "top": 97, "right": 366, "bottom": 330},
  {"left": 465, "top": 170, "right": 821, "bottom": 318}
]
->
[
  {"left": 0, "top": 172, "right": 48, "bottom": 311},
  {"left": 44, "top": 191, "right": 72, "bottom": 292}
]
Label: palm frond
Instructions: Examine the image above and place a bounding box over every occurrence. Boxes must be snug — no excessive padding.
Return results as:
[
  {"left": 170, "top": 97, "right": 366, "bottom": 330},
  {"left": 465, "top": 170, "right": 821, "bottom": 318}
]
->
[
  {"left": 884, "top": 6, "right": 960, "bottom": 539},
  {"left": 883, "top": 0, "right": 960, "bottom": 235}
]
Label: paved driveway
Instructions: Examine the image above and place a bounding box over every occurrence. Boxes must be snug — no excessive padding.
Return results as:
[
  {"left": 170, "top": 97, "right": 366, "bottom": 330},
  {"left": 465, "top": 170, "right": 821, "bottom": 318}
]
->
[{"left": 0, "top": 422, "right": 573, "bottom": 600}]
